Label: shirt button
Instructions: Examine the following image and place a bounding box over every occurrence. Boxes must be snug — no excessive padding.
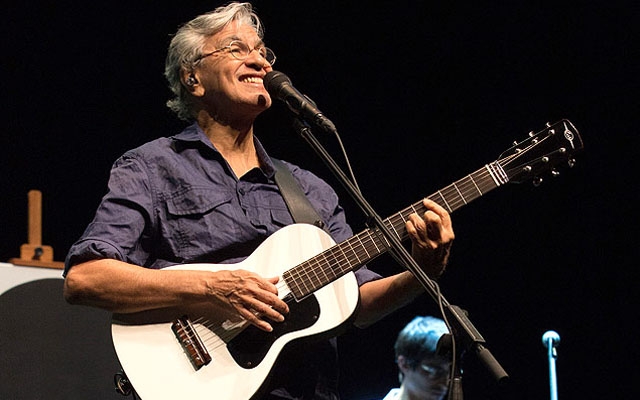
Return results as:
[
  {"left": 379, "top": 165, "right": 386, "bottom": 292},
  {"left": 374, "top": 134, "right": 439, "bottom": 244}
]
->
[{"left": 238, "top": 188, "right": 245, "bottom": 195}]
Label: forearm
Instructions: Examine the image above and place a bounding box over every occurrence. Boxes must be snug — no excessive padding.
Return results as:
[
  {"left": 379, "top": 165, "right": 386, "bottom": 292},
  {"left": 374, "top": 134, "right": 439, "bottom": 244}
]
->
[
  {"left": 63, "top": 259, "right": 210, "bottom": 313},
  {"left": 355, "top": 270, "right": 425, "bottom": 328}
]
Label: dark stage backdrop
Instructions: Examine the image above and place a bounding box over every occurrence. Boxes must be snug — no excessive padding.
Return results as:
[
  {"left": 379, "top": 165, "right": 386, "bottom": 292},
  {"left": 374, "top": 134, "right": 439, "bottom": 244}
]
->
[{"left": 2, "top": 2, "right": 637, "bottom": 399}]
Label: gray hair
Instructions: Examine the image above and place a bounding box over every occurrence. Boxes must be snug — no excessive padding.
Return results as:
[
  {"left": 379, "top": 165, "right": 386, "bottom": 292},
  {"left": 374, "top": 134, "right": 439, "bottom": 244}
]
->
[{"left": 164, "top": 2, "right": 264, "bottom": 121}]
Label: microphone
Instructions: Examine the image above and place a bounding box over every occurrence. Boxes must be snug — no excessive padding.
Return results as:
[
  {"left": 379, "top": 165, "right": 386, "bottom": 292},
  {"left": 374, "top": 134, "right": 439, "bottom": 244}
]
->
[
  {"left": 435, "top": 333, "right": 453, "bottom": 357},
  {"left": 542, "top": 330, "right": 560, "bottom": 349},
  {"left": 263, "top": 70, "right": 337, "bottom": 134}
]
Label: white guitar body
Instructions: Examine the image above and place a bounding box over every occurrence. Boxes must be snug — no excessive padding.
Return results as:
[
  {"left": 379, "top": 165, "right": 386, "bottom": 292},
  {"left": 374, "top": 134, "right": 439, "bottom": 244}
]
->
[{"left": 111, "top": 224, "right": 359, "bottom": 400}]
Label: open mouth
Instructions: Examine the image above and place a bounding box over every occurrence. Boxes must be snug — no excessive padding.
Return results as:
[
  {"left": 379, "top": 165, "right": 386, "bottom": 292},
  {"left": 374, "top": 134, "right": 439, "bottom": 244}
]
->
[{"left": 240, "top": 76, "right": 263, "bottom": 84}]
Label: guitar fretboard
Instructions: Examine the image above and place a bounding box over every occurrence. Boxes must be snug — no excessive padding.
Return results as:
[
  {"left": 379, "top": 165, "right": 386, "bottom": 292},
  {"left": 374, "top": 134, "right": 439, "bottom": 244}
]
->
[{"left": 282, "top": 161, "right": 508, "bottom": 300}]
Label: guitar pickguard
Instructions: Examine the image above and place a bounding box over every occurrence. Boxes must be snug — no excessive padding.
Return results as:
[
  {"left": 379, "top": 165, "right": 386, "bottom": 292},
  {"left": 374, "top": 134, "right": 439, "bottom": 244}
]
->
[{"left": 228, "top": 294, "right": 320, "bottom": 369}]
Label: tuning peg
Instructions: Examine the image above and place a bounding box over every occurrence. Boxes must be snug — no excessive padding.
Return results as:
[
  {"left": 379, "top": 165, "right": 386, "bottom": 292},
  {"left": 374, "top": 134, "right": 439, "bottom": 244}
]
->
[
  {"left": 568, "top": 158, "right": 576, "bottom": 168},
  {"left": 513, "top": 142, "right": 522, "bottom": 152},
  {"left": 533, "top": 177, "right": 543, "bottom": 187},
  {"left": 551, "top": 169, "right": 560, "bottom": 178}
]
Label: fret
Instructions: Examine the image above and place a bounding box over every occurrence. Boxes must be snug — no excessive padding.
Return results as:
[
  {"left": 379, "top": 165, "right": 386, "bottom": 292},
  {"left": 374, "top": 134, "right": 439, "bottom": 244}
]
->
[
  {"left": 437, "top": 190, "right": 452, "bottom": 212},
  {"left": 322, "top": 247, "right": 342, "bottom": 280},
  {"left": 355, "top": 235, "right": 371, "bottom": 259},
  {"left": 287, "top": 264, "right": 308, "bottom": 297},
  {"left": 368, "top": 230, "right": 382, "bottom": 253},
  {"left": 453, "top": 183, "right": 467, "bottom": 205},
  {"left": 315, "top": 252, "right": 331, "bottom": 286},
  {"left": 458, "top": 177, "right": 479, "bottom": 202},
  {"left": 345, "top": 238, "right": 362, "bottom": 265},
  {"left": 387, "top": 219, "right": 402, "bottom": 241},
  {"left": 441, "top": 185, "right": 462, "bottom": 210},
  {"left": 468, "top": 174, "right": 483, "bottom": 196},
  {"left": 309, "top": 258, "right": 322, "bottom": 287}
]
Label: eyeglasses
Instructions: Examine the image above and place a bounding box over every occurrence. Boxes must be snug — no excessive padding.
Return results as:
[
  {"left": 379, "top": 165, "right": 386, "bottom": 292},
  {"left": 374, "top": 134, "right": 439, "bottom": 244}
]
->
[
  {"left": 420, "top": 364, "right": 450, "bottom": 379},
  {"left": 195, "top": 40, "right": 276, "bottom": 66}
]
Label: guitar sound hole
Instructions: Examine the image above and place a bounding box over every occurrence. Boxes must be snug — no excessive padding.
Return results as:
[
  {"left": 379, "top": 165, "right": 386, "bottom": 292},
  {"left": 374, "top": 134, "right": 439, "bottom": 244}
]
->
[{"left": 227, "top": 294, "right": 320, "bottom": 369}]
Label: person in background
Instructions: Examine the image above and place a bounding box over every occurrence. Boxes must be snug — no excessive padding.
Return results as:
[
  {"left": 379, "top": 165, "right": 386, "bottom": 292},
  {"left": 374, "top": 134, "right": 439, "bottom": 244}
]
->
[
  {"left": 383, "top": 316, "right": 452, "bottom": 400},
  {"left": 62, "top": 3, "right": 455, "bottom": 399}
]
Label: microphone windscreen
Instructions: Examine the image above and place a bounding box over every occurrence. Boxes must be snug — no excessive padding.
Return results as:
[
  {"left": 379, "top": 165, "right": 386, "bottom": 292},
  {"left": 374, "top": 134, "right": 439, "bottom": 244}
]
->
[{"left": 263, "top": 70, "right": 291, "bottom": 96}]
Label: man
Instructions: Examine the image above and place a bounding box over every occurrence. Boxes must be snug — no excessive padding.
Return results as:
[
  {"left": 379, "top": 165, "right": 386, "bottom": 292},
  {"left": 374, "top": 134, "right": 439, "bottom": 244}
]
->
[
  {"left": 383, "top": 316, "right": 452, "bottom": 400},
  {"left": 63, "top": 3, "right": 454, "bottom": 399}
]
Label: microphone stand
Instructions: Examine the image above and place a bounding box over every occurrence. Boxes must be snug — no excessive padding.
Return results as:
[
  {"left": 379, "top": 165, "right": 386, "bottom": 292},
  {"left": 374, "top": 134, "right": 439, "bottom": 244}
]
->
[
  {"left": 543, "top": 331, "right": 560, "bottom": 400},
  {"left": 290, "top": 118, "right": 509, "bottom": 398}
]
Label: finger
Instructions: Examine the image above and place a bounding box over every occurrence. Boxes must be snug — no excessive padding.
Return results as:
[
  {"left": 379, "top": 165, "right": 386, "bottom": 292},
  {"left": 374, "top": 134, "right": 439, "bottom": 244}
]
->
[
  {"left": 405, "top": 214, "right": 419, "bottom": 238},
  {"left": 231, "top": 295, "right": 285, "bottom": 332},
  {"left": 423, "top": 199, "right": 452, "bottom": 226},
  {"left": 258, "top": 276, "right": 280, "bottom": 295},
  {"left": 262, "top": 276, "right": 290, "bottom": 314},
  {"left": 423, "top": 211, "right": 443, "bottom": 238},
  {"left": 235, "top": 272, "right": 288, "bottom": 314},
  {"left": 236, "top": 282, "right": 288, "bottom": 319},
  {"left": 259, "top": 291, "right": 290, "bottom": 317},
  {"left": 406, "top": 214, "right": 431, "bottom": 247},
  {"left": 423, "top": 199, "right": 455, "bottom": 241},
  {"left": 237, "top": 307, "right": 275, "bottom": 332}
]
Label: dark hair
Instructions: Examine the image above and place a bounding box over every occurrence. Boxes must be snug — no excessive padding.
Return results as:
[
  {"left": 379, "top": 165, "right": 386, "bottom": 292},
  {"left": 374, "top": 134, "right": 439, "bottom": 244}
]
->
[{"left": 394, "top": 316, "right": 449, "bottom": 369}]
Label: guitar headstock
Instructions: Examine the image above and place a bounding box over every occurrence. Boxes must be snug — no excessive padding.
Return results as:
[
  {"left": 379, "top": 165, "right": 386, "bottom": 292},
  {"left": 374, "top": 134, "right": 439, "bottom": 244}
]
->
[{"left": 499, "top": 119, "right": 583, "bottom": 185}]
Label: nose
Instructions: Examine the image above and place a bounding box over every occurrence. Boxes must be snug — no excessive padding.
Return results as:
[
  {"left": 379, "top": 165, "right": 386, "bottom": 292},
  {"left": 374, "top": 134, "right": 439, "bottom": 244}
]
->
[{"left": 246, "top": 50, "right": 270, "bottom": 70}]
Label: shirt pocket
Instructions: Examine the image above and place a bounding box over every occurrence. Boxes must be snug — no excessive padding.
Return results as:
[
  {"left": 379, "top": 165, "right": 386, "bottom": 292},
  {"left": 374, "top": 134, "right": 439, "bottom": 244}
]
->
[
  {"left": 164, "top": 187, "right": 235, "bottom": 260},
  {"left": 166, "top": 187, "right": 232, "bottom": 216}
]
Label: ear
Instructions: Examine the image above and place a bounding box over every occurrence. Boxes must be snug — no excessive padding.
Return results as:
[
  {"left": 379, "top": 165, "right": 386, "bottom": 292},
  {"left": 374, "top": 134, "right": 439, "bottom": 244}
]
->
[
  {"left": 180, "top": 69, "right": 204, "bottom": 96},
  {"left": 397, "top": 355, "right": 410, "bottom": 374},
  {"left": 186, "top": 75, "right": 198, "bottom": 86}
]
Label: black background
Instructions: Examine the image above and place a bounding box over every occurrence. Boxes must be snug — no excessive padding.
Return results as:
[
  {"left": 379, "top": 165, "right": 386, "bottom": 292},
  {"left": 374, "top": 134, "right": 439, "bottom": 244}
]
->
[{"left": 2, "top": 1, "right": 638, "bottom": 399}]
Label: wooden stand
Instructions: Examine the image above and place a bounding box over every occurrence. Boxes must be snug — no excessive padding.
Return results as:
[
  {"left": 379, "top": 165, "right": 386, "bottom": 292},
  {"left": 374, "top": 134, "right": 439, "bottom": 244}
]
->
[{"left": 9, "top": 190, "right": 64, "bottom": 269}]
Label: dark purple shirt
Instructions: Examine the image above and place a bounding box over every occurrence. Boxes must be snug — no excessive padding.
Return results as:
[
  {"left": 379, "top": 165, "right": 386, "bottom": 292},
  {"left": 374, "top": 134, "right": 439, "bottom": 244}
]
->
[{"left": 65, "top": 122, "right": 380, "bottom": 399}]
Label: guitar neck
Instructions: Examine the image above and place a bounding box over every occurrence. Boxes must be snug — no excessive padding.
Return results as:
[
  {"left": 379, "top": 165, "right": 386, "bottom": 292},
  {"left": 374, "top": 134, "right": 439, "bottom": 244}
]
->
[{"left": 283, "top": 161, "right": 508, "bottom": 300}]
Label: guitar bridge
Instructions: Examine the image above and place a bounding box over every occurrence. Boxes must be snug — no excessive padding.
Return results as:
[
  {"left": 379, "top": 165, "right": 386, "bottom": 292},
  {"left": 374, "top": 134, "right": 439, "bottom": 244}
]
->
[{"left": 171, "top": 315, "right": 212, "bottom": 370}]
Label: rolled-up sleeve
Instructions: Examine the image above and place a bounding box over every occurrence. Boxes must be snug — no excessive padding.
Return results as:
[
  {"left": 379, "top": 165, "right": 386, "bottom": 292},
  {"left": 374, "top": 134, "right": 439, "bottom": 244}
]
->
[{"left": 64, "top": 153, "right": 154, "bottom": 275}]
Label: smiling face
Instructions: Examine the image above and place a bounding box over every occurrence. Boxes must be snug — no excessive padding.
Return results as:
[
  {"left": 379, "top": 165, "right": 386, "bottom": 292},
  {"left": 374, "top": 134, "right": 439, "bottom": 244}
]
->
[{"left": 189, "top": 21, "right": 274, "bottom": 124}]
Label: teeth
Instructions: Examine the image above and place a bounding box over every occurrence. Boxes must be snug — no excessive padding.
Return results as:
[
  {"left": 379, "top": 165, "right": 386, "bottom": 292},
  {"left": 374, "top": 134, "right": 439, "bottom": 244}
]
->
[{"left": 241, "top": 77, "right": 263, "bottom": 84}]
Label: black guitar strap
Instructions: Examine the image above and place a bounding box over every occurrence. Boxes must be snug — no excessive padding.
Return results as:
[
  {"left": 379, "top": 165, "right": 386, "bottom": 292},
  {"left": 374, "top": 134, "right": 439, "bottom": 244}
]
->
[{"left": 271, "top": 158, "right": 327, "bottom": 230}]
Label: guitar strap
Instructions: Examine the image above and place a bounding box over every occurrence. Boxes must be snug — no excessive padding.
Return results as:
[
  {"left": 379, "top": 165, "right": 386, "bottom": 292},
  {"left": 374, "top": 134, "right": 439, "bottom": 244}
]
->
[{"left": 271, "top": 158, "right": 327, "bottom": 231}]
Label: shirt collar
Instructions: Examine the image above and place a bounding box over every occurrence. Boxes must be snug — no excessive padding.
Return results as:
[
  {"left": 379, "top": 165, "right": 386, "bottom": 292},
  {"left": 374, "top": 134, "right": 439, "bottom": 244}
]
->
[{"left": 172, "top": 122, "right": 276, "bottom": 178}]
